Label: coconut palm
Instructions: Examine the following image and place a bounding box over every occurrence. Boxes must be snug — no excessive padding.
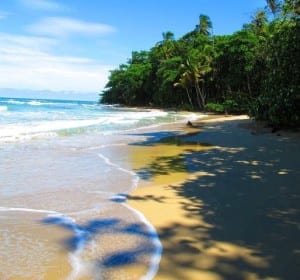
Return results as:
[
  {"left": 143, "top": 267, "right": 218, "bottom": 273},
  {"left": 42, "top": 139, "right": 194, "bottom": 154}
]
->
[
  {"left": 195, "top": 14, "right": 212, "bottom": 36},
  {"left": 178, "top": 46, "right": 213, "bottom": 110},
  {"left": 266, "top": 0, "right": 280, "bottom": 15},
  {"left": 283, "top": 0, "right": 300, "bottom": 15},
  {"left": 174, "top": 69, "right": 194, "bottom": 109},
  {"left": 162, "top": 31, "right": 175, "bottom": 42},
  {"left": 251, "top": 10, "right": 268, "bottom": 34},
  {"left": 156, "top": 31, "right": 175, "bottom": 59}
]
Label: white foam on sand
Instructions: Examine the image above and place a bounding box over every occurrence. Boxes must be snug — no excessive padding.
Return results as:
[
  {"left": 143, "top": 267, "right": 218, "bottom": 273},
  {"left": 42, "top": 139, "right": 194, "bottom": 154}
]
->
[
  {"left": 110, "top": 194, "right": 163, "bottom": 280},
  {"left": 0, "top": 207, "right": 88, "bottom": 280},
  {"left": 97, "top": 152, "right": 140, "bottom": 191},
  {"left": 0, "top": 206, "right": 59, "bottom": 215},
  {"left": 98, "top": 152, "right": 162, "bottom": 280}
]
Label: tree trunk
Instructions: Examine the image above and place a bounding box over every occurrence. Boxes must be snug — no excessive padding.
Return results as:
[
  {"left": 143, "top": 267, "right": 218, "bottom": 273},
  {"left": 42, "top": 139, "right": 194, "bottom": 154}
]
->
[
  {"left": 247, "top": 73, "right": 252, "bottom": 96},
  {"left": 185, "top": 88, "right": 194, "bottom": 109},
  {"left": 195, "top": 81, "right": 205, "bottom": 110}
]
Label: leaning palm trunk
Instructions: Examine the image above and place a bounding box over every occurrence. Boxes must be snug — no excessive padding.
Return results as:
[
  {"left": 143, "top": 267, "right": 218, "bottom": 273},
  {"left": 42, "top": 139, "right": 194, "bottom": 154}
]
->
[
  {"left": 247, "top": 73, "right": 252, "bottom": 96},
  {"left": 194, "top": 80, "right": 206, "bottom": 110},
  {"left": 185, "top": 87, "right": 194, "bottom": 109},
  {"left": 174, "top": 74, "right": 194, "bottom": 109}
]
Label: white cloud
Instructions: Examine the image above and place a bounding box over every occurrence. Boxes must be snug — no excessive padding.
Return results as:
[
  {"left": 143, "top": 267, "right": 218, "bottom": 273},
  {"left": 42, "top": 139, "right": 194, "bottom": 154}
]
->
[
  {"left": 19, "top": 0, "right": 65, "bottom": 11},
  {"left": 0, "top": 10, "right": 10, "bottom": 20},
  {"left": 0, "top": 32, "right": 57, "bottom": 50},
  {"left": 0, "top": 33, "right": 115, "bottom": 92},
  {"left": 27, "top": 17, "right": 116, "bottom": 38}
]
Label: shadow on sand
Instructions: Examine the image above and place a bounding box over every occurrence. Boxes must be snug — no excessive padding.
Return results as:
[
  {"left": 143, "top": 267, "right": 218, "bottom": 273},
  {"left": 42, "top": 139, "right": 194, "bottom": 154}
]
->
[
  {"left": 39, "top": 119, "right": 300, "bottom": 279},
  {"left": 127, "top": 119, "right": 300, "bottom": 279},
  {"left": 41, "top": 212, "right": 160, "bottom": 270}
]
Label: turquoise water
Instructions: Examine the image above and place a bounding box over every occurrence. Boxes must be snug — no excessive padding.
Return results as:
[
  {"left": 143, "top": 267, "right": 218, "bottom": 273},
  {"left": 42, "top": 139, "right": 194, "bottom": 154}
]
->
[
  {"left": 0, "top": 96, "right": 197, "bottom": 279},
  {"left": 0, "top": 97, "right": 184, "bottom": 143}
]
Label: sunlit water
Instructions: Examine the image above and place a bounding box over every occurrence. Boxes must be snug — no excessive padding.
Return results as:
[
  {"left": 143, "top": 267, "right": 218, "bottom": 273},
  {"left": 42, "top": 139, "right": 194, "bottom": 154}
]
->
[{"left": 0, "top": 96, "right": 199, "bottom": 279}]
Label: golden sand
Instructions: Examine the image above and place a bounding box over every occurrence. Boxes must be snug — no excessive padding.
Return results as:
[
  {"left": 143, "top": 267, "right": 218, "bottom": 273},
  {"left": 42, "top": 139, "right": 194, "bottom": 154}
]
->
[
  {"left": 2, "top": 114, "right": 299, "bottom": 279},
  {"left": 128, "top": 115, "right": 300, "bottom": 280}
]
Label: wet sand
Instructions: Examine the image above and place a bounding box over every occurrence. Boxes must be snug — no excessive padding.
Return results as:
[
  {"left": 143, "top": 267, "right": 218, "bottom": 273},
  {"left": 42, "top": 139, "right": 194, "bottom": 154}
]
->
[
  {"left": 1, "top": 113, "right": 299, "bottom": 279},
  {"left": 127, "top": 115, "right": 300, "bottom": 280},
  {"left": 0, "top": 131, "right": 163, "bottom": 280}
]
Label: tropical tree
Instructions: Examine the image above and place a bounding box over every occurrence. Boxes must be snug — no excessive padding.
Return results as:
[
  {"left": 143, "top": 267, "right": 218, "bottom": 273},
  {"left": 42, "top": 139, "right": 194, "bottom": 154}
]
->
[
  {"left": 100, "top": 3, "right": 299, "bottom": 125},
  {"left": 252, "top": 18, "right": 300, "bottom": 126},
  {"left": 181, "top": 45, "right": 213, "bottom": 110},
  {"left": 154, "top": 56, "right": 185, "bottom": 106},
  {"left": 196, "top": 14, "right": 212, "bottom": 36},
  {"left": 283, "top": 0, "right": 300, "bottom": 16},
  {"left": 101, "top": 51, "right": 153, "bottom": 106},
  {"left": 250, "top": 10, "right": 268, "bottom": 35},
  {"left": 162, "top": 31, "right": 175, "bottom": 42},
  {"left": 174, "top": 68, "right": 194, "bottom": 109},
  {"left": 265, "top": 0, "right": 281, "bottom": 15},
  {"left": 155, "top": 31, "right": 176, "bottom": 59}
]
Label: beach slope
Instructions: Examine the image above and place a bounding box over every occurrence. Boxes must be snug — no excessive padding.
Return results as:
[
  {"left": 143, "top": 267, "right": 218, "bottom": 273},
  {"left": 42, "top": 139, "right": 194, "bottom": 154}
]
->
[{"left": 128, "top": 115, "right": 300, "bottom": 280}]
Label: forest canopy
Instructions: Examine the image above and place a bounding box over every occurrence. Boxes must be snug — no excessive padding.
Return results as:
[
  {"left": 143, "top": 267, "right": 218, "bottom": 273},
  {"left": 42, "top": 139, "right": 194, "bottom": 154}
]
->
[{"left": 100, "top": 0, "right": 300, "bottom": 127}]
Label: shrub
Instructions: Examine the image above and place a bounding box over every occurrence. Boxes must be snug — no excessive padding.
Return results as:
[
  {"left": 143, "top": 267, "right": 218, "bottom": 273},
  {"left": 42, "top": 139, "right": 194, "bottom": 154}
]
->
[{"left": 205, "top": 102, "right": 225, "bottom": 113}]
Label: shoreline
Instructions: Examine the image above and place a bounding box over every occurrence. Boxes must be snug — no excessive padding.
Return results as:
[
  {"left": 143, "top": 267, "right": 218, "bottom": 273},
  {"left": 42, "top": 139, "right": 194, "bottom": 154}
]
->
[
  {"left": 127, "top": 115, "right": 300, "bottom": 279},
  {"left": 1, "top": 109, "right": 299, "bottom": 279}
]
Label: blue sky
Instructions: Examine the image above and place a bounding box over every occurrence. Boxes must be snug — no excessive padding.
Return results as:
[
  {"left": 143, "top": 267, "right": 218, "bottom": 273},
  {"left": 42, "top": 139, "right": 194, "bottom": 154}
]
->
[{"left": 0, "top": 0, "right": 266, "bottom": 100}]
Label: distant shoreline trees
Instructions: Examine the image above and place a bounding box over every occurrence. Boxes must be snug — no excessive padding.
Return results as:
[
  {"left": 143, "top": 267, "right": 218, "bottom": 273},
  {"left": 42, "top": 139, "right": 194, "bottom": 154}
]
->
[{"left": 100, "top": 0, "right": 299, "bottom": 127}]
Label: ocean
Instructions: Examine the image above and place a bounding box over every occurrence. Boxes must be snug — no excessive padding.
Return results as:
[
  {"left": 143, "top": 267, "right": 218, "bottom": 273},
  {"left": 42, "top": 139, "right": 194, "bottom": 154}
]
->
[{"left": 0, "top": 96, "right": 198, "bottom": 279}]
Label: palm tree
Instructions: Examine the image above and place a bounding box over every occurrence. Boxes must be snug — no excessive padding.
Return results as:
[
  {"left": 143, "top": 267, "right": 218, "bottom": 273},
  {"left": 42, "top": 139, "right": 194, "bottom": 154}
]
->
[
  {"left": 156, "top": 31, "right": 175, "bottom": 59},
  {"left": 251, "top": 10, "right": 268, "bottom": 34},
  {"left": 162, "top": 31, "right": 175, "bottom": 42},
  {"left": 187, "top": 58, "right": 210, "bottom": 110},
  {"left": 283, "top": 0, "right": 300, "bottom": 16},
  {"left": 195, "top": 14, "right": 212, "bottom": 36},
  {"left": 174, "top": 69, "right": 194, "bottom": 109},
  {"left": 179, "top": 47, "right": 213, "bottom": 110},
  {"left": 266, "top": 0, "right": 280, "bottom": 15}
]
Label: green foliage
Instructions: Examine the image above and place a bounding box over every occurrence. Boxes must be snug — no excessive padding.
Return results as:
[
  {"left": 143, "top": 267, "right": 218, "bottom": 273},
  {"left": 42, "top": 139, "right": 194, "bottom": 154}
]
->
[
  {"left": 251, "top": 18, "right": 300, "bottom": 126},
  {"left": 205, "top": 100, "right": 242, "bottom": 114},
  {"left": 196, "top": 14, "right": 213, "bottom": 36},
  {"left": 100, "top": 1, "right": 299, "bottom": 128},
  {"left": 223, "top": 100, "right": 240, "bottom": 113},
  {"left": 101, "top": 52, "right": 153, "bottom": 106},
  {"left": 205, "top": 103, "right": 225, "bottom": 113}
]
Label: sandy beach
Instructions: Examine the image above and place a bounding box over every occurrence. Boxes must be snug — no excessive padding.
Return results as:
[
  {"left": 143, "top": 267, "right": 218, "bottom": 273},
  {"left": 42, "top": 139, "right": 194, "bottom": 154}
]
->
[
  {"left": 1, "top": 110, "right": 299, "bottom": 280},
  {"left": 128, "top": 115, "right": 300, "bottom": 280}
]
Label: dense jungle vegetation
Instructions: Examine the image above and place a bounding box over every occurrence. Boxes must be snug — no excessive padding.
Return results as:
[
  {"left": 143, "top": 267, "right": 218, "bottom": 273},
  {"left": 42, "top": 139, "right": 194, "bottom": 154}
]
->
[{"left": 100, "top": 0, "right": 300, "bottom": 127}]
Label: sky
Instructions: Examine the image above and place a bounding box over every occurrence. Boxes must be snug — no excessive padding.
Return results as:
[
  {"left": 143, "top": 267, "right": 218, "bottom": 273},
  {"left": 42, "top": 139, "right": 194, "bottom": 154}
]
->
[{"left": 0, "top": 0, "right": 267, "bottom": 100}]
